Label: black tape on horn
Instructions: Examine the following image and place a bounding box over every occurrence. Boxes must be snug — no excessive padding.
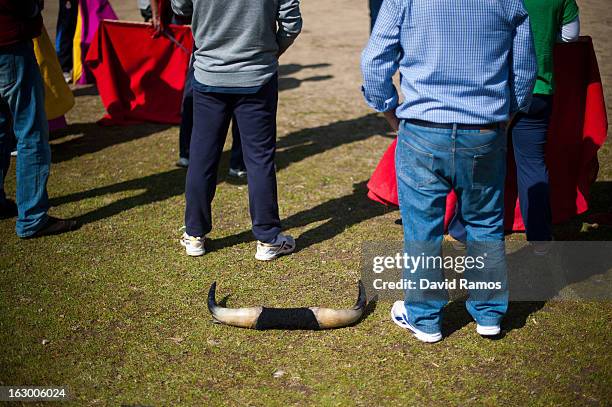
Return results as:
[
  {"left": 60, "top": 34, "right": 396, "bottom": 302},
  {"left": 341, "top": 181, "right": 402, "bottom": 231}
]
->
[{"left": 254, "top": 307, "right": 321, "bottom": 330}]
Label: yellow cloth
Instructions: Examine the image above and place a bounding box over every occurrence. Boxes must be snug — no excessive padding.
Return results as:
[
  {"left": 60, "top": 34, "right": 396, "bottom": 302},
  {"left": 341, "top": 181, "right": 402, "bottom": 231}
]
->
[
  {"left": 33, "top": 26, "right": 75, "bottom": 120},
  {"left": 72, "top": 6, "right": 84, "bottom": 85}
]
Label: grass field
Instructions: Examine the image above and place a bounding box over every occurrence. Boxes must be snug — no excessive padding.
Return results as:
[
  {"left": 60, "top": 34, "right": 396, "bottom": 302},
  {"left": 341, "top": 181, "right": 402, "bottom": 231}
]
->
[{"left": 1, "top": 0, "right": 611, "bottom": 405}]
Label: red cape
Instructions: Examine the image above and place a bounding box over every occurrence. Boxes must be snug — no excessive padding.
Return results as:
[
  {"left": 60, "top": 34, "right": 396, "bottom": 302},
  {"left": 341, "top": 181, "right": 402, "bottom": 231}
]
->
[
  {"left": 367, "top": 37, "right": 608, "bottom": 231},
  {"left": 85, "top": 20, "right": 193, "bottom": 125}
]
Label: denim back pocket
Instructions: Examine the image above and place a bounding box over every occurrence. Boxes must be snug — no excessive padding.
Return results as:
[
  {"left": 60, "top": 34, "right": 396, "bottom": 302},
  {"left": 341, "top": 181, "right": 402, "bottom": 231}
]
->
[
  {"left": 397, "top": 138, "right": 437, "bottom": 189},
  {"left": 472, "top": 145, "right": 506, "bottom": 189},
  {"left": 0, "top": 54, "right": 16, "bottom": 91}
]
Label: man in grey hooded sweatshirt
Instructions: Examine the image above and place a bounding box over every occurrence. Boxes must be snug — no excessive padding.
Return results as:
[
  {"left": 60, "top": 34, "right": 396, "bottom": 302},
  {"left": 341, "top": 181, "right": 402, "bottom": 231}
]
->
[{"left": 172, "top": 0, "right": 302, "bottom": 260}]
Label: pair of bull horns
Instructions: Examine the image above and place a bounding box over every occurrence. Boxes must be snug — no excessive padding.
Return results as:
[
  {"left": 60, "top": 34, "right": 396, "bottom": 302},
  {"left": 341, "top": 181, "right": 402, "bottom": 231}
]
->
[{"left": 208, "top": 281, "right": 367, "bottom": 330}]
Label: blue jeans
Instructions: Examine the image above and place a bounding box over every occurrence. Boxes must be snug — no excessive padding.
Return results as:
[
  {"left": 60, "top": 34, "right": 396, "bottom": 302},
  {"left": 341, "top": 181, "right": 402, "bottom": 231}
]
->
[
  {"left": 0, "top": 41, "right": 50, "bottom": 237},
  {"left": 449, "top": 95, "right": 553, "bottom": 242},
  {"left": 396, "top": 121, "right": 508, "bottom": 334}
]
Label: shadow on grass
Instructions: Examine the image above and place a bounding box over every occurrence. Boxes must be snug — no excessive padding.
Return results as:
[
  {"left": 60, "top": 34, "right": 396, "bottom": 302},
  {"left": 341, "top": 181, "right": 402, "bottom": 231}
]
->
[
  {"left": 50, "top": 168, "right": 186, "bottom": 225},
  {"left": 362, "top": 295, "right": 379, "bottom": 320},
  {"left": 441, "top": 300, "right": 545, "bottom": 338},
  {"left": 502, "top": 301, "right": 546, "bottom": 333},
  {"left": 53, "top": 64, "right": 334, "bottom": 164},
  {"left": 278, "top": 63, "right": 333, "bottom": 92},
  {"left": 50, "top": 122, "right": 172, "bottom": 164},
  {"left": 553, "top": 181, "right": 612, "bottom": 241},
  {"left": 207, "top": 181, "right": 392, "bottom": 252},
  {"left": 51, "top": 115, "right": 393, "bottom": 249},
  {"left": 441, "top": 227, "right": 612, "bottom": 337}
]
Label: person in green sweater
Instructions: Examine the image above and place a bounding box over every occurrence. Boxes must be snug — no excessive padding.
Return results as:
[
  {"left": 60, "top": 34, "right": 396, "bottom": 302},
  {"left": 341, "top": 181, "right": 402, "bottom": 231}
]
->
[
  {"left": 449, "top": 0, "right": 581, "bottom": 253},
  {"left": 513, "top": 0, "right": 580, "bottom": 248}
]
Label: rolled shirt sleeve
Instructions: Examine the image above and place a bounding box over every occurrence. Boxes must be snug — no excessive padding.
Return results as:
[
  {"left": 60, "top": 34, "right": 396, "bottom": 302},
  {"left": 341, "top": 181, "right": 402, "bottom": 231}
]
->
[
  {"left": 360, "top": 0, "right": 402, "bottom": 113},
  {"left": 277, "top": 0, "right": 302, "bottom": 55},
  {"left": 509, "top": 5, "right": 538, "bottom": 114}
]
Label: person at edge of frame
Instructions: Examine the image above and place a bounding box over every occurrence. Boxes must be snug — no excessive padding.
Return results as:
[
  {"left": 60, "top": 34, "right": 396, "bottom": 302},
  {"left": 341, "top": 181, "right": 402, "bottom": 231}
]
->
[{"left": 0, "top": 0, "right": 79, "bottom": 236}]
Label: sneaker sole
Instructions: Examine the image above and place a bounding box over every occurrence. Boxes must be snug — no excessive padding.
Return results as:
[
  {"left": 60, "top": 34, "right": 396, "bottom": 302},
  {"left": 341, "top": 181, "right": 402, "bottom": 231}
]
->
[
  {"left": 391, "top": 301, "right": 443, "bottom": 343},
  {"left": 254, "top": 247, "right": 294, "bottom": 261}
]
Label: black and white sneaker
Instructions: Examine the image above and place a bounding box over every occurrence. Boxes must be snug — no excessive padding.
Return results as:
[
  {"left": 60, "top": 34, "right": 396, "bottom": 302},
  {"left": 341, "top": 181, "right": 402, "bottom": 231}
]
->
[{"left": 391, "top": 301, "right": 443, "bottom": 343}]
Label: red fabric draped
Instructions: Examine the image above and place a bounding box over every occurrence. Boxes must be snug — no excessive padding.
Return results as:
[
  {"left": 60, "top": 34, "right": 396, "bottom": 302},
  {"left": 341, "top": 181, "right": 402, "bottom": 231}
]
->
[
  {"left": 367, "top": 37, "right": 608, "bottom": 231},
  {"left": 85, "top": 20, "right": 193, "bottom": 125}
]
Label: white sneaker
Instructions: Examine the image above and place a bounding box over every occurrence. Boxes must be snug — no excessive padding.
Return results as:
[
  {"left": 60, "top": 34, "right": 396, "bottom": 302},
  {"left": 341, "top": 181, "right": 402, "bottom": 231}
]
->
[
  {"left": 180, "top": 232, "right": 205, "bottom": 256},
  {"left": 10, "top": 150, "right": 17, "bottom": 157},
  {"left": 255, "top": 233, "right": 295, "bottom": 261},
  {"left": 391, "top": 301, "right": 442, "bottom": 343},
  {"left": 476, "top": 324, "right": 501, "bottom": 336}
]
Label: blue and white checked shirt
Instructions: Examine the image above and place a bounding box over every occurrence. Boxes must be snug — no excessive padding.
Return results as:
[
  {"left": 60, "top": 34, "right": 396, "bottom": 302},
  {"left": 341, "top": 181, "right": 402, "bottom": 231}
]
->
[{"left": 361, "top": 0, "right": 538, "bottom": 124}]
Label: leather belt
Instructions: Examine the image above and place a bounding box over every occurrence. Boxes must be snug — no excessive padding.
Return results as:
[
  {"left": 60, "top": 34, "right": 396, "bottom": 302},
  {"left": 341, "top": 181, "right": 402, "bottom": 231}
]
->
[{"left": 406, "top": 119, "right": 499, "bottom": 131}]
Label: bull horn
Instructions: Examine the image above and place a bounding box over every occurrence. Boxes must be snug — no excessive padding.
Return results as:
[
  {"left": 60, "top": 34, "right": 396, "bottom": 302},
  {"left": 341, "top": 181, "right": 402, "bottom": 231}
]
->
[
  {"left": 207, "top": 281, "right": 367, "bottom": 330},
  {"left": 309, "top": 280, "right": 367, "bottom": 329},
  {"left": 208, "top": 282, "right": 263, "bottom": 329}
]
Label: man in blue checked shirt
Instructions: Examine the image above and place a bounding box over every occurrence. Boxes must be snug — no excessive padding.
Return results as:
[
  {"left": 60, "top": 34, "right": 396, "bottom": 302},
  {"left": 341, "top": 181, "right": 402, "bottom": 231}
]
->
[{"left": 361, "top": 0, "right": 537, "bottom": 343}]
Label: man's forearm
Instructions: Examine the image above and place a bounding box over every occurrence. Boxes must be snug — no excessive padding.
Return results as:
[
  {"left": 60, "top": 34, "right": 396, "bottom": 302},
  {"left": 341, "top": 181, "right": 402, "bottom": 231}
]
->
[
  {"left": 277, "top": 0, "right": 302, "bottom": 55},
  {"left": 510, "top": 14, "right": 537, "bottom": 113},
  {"left": 360, "top": 0, "right": 402, "bottom": 114},
  {"left": 151, "top": 0, "right": 159, "bottom": 17}
]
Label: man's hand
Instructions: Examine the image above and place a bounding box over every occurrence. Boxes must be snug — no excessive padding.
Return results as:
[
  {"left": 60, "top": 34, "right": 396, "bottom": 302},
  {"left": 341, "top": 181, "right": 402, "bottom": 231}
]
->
[
  {"left": 152, "top": 14, "right": 162, "bottom": 33},
  {"left": 151, "top": 0, "right": 162, "bottom": 34},
  {"left": 383, "top": 110, "right": 400, "bottom": 132}
]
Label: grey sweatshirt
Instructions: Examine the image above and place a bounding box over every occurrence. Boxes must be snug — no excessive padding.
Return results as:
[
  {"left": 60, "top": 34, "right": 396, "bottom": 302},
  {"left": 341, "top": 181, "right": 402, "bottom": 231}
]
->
[{"left": 171, "top": 0, "right": 302, "bottom": 87}]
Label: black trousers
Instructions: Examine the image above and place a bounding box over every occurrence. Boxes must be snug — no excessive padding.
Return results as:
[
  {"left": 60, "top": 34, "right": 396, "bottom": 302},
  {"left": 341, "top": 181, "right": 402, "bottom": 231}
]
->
[
  {"left": 179, "top": 65, "right": 244, "bottom": 170},
  {"left": 55, "top": 0, "right": 78, "bottom": 73},
  {"left": 185, "top": 75, "right": 281, "bottom": 242}
]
